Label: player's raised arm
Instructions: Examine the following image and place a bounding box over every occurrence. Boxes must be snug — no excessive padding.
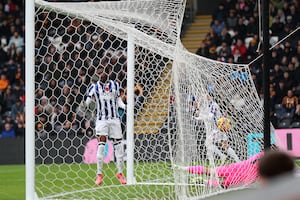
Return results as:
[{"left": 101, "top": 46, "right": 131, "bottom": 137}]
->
[
  {"left": 115, "top": 81, "right": 126, "bottom": 110},
  {"left": 79, "top": 83, "right": 95, "bottom": 111}
]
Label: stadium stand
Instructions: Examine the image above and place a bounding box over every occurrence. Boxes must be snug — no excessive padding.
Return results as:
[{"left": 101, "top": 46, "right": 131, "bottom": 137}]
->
[
  {"left": 0, "top": 0, "right": 299, "bottom": 140},
  {"left": 0, "top": 0, "right": 25, "bottom": 138},
  {"left": 192, "top": 0, "right": 300, "bottom": 128}
]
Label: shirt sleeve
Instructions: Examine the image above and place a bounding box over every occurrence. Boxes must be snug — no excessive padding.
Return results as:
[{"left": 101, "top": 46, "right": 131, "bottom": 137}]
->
[{"left": 85, "top": 83, "right": 95, "bottom": 106}]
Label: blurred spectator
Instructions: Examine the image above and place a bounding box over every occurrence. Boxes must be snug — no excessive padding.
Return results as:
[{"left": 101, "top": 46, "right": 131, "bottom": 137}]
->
[
  {"left": 12, "top": 83, "right": 24, "bottom": 100},
  {"left": 216, "top": 41, "right": 231, "bottom": 61},
  {"left": 289, "top": 3, "right": 300, "bottom": 25},
  {"left": 211, "top": 19, "right": 224, "bottom": 37},
  {"left": 274, "top": 80, "right": 288, "bottom": 105},
  {"left": 219, "top": 27, "right": 232, "bottom": 46},
  {"left": 2, "top": 112, "right": 16, "bottom": 130},
  {"left": 226, "top": 9, "right": 238, "bottom": 30},
  {"left": 50, "top": 105, "right": 59, "bottom": 128},
  {"left": 282, "top": 41, "right": 295, "bottom": 60},
  {"left": 7, "top": 31, "right": 24, "bottom": 53},
  {"left": 245, "top": 16, "right": 258, "bottom": 37},
  {"left": 282, "top": 1, "right": 290, "bottom": 16},
  {"left": 58, "top": 85, "right": 72, "bottom": 106},
  {"left": 3, "top": 0, "right": 16, "bottom": 14},
  {"left": 272, "top": 64, "right": 284, "bottom": 82},
  {"left": 232, "top": 38, "right": 247, "bottom": 63},
  {"left": 11, "top": 98, "right": 24, "bottom": 120},
  {"left": 0, "top": 122, "right": 16, "bottom": 138},
  {"left": 258, "top": 150, "right": 296, "bottom": 185},
  {"left": 134, "top": 84, "right": 144, "bottom": 115},
  {"left": 0, "top": 41, "right": 9, "bottom": 64},
  {"left": 196, "top": 39, "right": 209, "bottom": 57},
  {"left": 246, "top": 37, "right": 259, "bottom": 61},
  {"left": 286, "top": 15, "right": 296, "bottom": 30},
  {"left": 0, "top": 74, "right": 9, "bottom": 92},
  {"left": 234, "top": 150, "right": 300, "bottom": 200},
  {"left": 212, "top": 3, "right": 226, "bottom": 23},
  {"left": 15, "top": 121, "right": 25, "bottom": 137},
  {"left": 281, "top": 71, "right": 294, "bottom": 90},
  {"left": 53, "top": 104, "right": 75, "bottom": 131},
  {"left": 276, "top": 9, "right": 286, "bottom": 23},
  {"left": 38, "top": 114, "right": 52, "bottom": 133},
  {"left": 281, "top": 90, "right": 298, "bottom": 113},
  {"left": 14, "top": 64, "right": 25, "bottom": 86},
  {"left": 2, "top": 85, "right": 17, "bottom": 113},
  {"left": 269, "top": 3, "right": 278, "bottom": 19},
  {"left": 235, "top": 17, "right": 247, "bottom": 39},
  {"left": 270, "top": 51, "right": 281, "bottom": 68},
  {"left": 270, "top": 16, "right": 284, "bottom": 36},
  {"left": 36, "top": 96, "right": 54, "bottom": 116}
]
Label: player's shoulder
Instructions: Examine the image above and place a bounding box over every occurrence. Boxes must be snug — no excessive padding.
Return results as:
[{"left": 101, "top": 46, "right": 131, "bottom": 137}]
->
[
  {"left": 92, "top": 81, "right": 104, "bottom": 90},
  {"left": 110, "top": 80, "right": 120, "bottom": 87},
  {"left": 88, "top": 82, "right": 96, "bottom": 90},
  {"left": 111, "top": 80, "right": 119, "bottom": 84}
]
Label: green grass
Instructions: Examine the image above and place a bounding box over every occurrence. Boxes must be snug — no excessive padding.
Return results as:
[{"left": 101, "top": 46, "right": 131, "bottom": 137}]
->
[
  {"left": 33, "top": 162, "right": 175, "bottom": 199},
  {"left": 0, "top": 165, "right": 25, "bottom": 200},
  {"left": 0, "top": 162, "right": 175, "bottom": 200},
  {"left": 1, "top": 160, "right": 300, "bottom": 200}
]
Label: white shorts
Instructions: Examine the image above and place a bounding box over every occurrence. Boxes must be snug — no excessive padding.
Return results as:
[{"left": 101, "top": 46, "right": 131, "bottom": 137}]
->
[{"left": 95, "top": 118, "right": 123, "bottom": 139}]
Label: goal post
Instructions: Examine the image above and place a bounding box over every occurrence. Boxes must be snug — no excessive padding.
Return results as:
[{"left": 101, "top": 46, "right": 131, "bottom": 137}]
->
[
  {"left": 126, "top": 34, "right": 135, "bottom": 184},
  {"left": 25, "top": 0, "right": 36, "bottom": 199},
  {"left": 31, "top": 0, "right": 277, "bottom": 199}
]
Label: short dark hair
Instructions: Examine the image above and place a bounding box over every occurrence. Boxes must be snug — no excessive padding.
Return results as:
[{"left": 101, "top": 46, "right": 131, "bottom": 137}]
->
[{"left": 258, "top": 150, "right": 295, "bottom": 179}]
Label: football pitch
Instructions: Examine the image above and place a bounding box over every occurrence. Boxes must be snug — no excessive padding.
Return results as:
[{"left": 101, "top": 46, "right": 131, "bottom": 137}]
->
[
  {"left": 0, "top": 162, "right": 176, "bottom": 200},
  {"left": 1, "top": 161, "right": 300, "bottom": 200}
]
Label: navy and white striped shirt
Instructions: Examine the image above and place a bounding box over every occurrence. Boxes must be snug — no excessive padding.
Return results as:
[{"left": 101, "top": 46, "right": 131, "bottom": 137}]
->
[
  {"left": 208, "top": 101, "right": 221, "bottom": 128},
  {"left": 86, "top": 80, "right": 121, "bottom": 120}
]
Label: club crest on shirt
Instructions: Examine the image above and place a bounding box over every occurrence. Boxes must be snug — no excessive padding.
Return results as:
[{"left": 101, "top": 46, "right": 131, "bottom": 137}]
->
[{"left": 104, "top": 84, "right": 110, "bottom": 93}]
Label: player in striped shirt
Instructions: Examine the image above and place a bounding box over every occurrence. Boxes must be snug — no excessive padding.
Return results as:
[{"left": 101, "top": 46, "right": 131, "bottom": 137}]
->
[
  {"left": 195, "top": 95, "right": 240, "bottom": 163},
  {"left": 82, "top": 68, "right": 127, "bottom": 185}
]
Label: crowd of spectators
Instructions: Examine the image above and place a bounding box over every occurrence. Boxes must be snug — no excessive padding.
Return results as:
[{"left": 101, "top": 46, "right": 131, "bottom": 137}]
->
[
  {"left": 0, "top": 0, "right": 134, "bottom": 139},
  {"left": 0, "top": 0, "right": 299, "bottom": 139},
  {"left": 0, "top": 0, "right": 25, "bottom": 138},
  {"left": 33, "top": 0, "right": 167, "bottom": 138},
  {"left": 196, "top": 0, "right": 300, "bottom": 128}
]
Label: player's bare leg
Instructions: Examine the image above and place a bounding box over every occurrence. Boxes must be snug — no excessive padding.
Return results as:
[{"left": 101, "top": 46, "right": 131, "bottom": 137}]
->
[
  {"left": 95, "top": 135, "right": 106, "bottom": 185},
  {"left": 113, "top": 138, "right": 127, "bottom": 184}
]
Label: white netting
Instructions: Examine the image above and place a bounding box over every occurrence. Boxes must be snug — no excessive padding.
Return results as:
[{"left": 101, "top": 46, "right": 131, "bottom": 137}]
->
[{"left": 34, "top": 0, "right": 275, "bottom": 199}]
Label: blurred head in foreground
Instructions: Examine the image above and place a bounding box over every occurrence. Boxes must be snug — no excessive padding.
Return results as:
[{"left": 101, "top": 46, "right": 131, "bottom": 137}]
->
[{"left": 258, "top": 150, "right": 295, "bottom": 182}]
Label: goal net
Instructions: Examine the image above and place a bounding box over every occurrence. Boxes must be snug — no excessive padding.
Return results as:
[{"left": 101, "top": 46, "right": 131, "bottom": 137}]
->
[{"left": 33, "top": 0, "right": 275, "bottom": 199}]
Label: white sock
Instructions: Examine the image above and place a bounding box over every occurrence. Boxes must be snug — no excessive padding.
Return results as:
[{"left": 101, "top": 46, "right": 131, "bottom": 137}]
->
[
  {"left": 227, "top": 147, "right": 240, "bottom": 162},
  {"left": 96, "top": 142, "right": 105, "bottom": 175},
  {"left": 114, "top": 140, "right": 124, "bottom": 174}
]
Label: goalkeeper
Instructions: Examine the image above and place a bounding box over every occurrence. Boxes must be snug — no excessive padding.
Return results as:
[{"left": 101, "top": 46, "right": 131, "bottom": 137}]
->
[
  {"left": 178, "top": 151, "right": 263, "bottom": 188},
  {"left": 179, "top": 146, "right": 296, "bottom": 189},
  {"left": 80, "top": 68, "right": 127, "bottom": 185},
  {"left": 194, "top": 96, "right": 240, "bottom": 163}
]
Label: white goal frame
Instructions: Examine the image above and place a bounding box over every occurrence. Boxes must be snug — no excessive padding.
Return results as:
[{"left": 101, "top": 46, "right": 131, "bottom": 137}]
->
[
  {"left": 25, "top": 3, "right": 138, "bottom": 199},
  {"left": 25, "top": 0, "right": 36, "bottom": 199},
  {"left": 27, "top": 0, "right": 276, "bottom": 199}
]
